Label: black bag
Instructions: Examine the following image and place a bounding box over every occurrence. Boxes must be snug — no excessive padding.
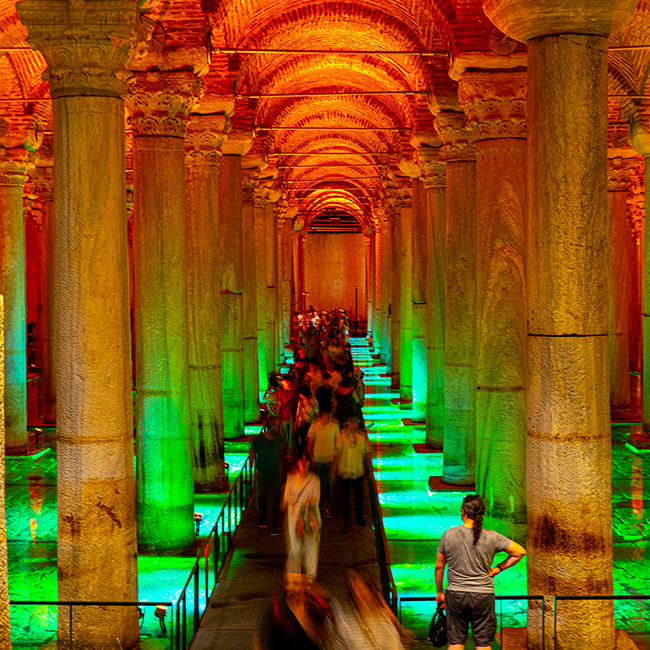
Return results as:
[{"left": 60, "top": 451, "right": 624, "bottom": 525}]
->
[{"left": 428, "top": 604, "right": 447, "bottom": 647}]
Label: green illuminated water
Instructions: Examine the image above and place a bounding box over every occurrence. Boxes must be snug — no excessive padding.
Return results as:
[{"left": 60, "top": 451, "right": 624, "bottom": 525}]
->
[
  {"left": 6, "top": 342, "right": 650, "bottom": 648},
  {"left": 353, "top": 343, "right": 650, "bottom": 648}
]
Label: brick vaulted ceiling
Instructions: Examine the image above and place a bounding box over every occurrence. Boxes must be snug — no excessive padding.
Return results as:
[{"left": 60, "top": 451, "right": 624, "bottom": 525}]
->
[{"left": 1, "top": 0, "right": 650, "bottom": 228}]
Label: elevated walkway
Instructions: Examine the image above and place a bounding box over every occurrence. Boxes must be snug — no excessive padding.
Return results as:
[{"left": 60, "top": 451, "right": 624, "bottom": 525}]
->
[{"left": 190, "top": 475, "right": 382, "bottom": 650}]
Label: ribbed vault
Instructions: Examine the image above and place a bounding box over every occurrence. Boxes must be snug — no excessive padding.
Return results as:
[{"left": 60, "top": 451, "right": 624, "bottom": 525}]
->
[{"left": 1, "top": 0, "right": 650, "bottom": 221}]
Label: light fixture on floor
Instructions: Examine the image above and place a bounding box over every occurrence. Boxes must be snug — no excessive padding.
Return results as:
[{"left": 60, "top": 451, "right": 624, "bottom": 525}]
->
[
  {"left": 194, "top": 512, "right": 203, "bottom": 535},
  {"left": 154, "top": 605, "right": 167, "bottom": 635}
]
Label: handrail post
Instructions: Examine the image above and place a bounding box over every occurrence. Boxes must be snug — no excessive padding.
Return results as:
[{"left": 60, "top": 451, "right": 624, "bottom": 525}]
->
[
  {"left": 182, "top": 593, "right": 187, "bottom": 650},
  {"left": 176, "top": 600, "right": 181, "bottom": 650},
  {"left": 69, "top": 604, "right": 73, "bottom": 649},
  {"left": 205, "top": 541, "right": 210, "bottom": 608},
  {"left": 542, "top": 597, "right": 545, "bottom": 650},
  {"left": 194, "top": 568, "right": 200, "bottom": 632},
  {"left": 553, "top": 596, "right": 557, "bottom": 650}
]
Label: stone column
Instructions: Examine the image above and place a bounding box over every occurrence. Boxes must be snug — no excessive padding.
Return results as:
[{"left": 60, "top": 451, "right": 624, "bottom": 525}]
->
[
  {"left": 242, "top": 199, "right": 260, "bottom": 422},
  {"left": 367, "top": 231, "right": 375, "bottom": 343},
  {"left": 381, "top": 220, "right": 392, "bottom": 368},
  {"left": 266, "top": 204, "right": 279, "bottom": 372},
  {"left": 0, "top": 296, "right": 9, "bottom": 647},
  {"left": 399, "top": 197, "right": 413, "bottom": 401},
  {"left": 422, "top": 155, "right": 446, "bottom": 448},
  {"left": 485, "top": 2, "right": 639, "bottom": 647},
  {"left": 607, "top": 155, "right": 635, "bottom": 419},
  {"left": 254, "top": 199, "right": 269, "bottom": 388},
  {"left": 31, "top": 164, "right": 56, "bottom": 425},
  {"left": 390, "top": 212, "right": 401, "bottom": 388},
  {"left": 218, "top": 154, "right": 246, "bottom": 437},
  {"left": 127, "top": 70, "right": 202, "bottom": 552},
  {"left": 17, "top": 2, "right": 139, "bottom": 646},
  {"left": 373, "top": 227, "right": 382, "bottom": 352},
  {"left": 434, "top": 110, "right": 477, "bottom": 485},
  {"left": 0, "top": 146, "right": 34, "bottom": 455},
  {"left": 279, "top": 216, "right": 293, "bottom": 354},
  {"left": 459, "top": 71, "right": 528, "bottom": 543},
  {"left": 185, "top": 114, "right": 228, "bottom": 492},
  {"left": 411, "top": 178, "right": 428, "bottom": 422}
]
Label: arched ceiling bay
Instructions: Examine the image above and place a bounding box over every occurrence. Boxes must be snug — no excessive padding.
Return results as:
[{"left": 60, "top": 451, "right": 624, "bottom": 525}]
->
[
  {"left": 2, "top": 0, "right": 650, "bottom": 225},
  {"left": 205, "top": 0, "right": 455, "bottom": 228}
]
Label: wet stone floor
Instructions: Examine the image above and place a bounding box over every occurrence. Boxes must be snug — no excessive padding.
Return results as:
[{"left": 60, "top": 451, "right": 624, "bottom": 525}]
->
[{"left": 6, "top": 339, "right": 650, "bottom": 648}]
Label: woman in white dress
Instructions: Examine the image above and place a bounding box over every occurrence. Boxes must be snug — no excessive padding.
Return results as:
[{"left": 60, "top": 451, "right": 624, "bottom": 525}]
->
[{"left": 282, "top": 454, "right": 322, "bottom": 582}]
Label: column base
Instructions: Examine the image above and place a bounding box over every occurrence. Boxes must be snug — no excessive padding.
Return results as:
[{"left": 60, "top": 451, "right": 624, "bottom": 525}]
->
[
  {"left": 137, "top": 541, "right": 197, "bottom": 557},
  {"left": 508, "top": 627, "right": 641, "bottom": 650},
  {"left": 442, "top": 466, "right": 475, "bottom": 486}
]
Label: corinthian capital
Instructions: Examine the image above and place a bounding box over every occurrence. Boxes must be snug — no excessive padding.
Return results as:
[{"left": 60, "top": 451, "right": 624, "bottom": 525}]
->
[
  {"left": 126, "top": 71, "right": 204, "bottom": 138},
  {"left": 458, "top": 71, "right": 527, "bottom": 141},
  {"left": 29, "top": 164, "right": 55, "bottom": 202},
  {"left": 16, "top": 0, "right": 139, "bottom": 98},
  {"left": 0, "top": 148, "right": 36, "bottom": 187},
  {"left": 185, "top": 114, "right": 230, "bottom": 167},
  {"left": 433, "top": 111, "right": 476, "bottom": 162},
  {"left": 418, "top": 147, "right": 446, "bottom": 189},
  {"left": 607, "top": 156, "right": 637, "bottom": 193}
]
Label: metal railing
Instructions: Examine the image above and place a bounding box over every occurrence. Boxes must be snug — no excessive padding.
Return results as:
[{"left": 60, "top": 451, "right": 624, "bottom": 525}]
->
[
  {"left": 8, "top": 600, "right": 172, "bottom": 648},
  {"left": 175, "top": 454, "right": 255, "bottom": 650},
  {"left": 397, "top": 595, "right": 545, "bottom": 649},
  {"left": 366, "top": 468, "right": 398, "bottom": 613}
]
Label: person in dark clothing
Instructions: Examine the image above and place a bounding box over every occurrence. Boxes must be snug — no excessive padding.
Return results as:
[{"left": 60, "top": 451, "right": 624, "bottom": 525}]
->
[
  {"left": 254, "top": 573, "right": 333, "bottom": 650},
  {"left": 249, "top": 418, "right": 286, "bottom": 536}
]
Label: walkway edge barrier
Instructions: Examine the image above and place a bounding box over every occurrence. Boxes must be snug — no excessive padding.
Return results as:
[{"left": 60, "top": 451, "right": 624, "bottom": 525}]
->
[
  {"left": 366, "top": 468, "right": 398, "bottom": 613},
  {"left": 8, "top": 600, "right": 173, "bottom": 649},
  {"left": 177, "top": 454, "right": 256, "bottom": 650}
]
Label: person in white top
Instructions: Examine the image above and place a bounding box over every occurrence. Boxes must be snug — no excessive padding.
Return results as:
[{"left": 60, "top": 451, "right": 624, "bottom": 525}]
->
[
  {"left": 333, "top": 415, "right": 371, "bottom": 534},
  {"left": 282, "top": 454, "right": 322, "bottom": 582},
  {"left": 306, "top": 403, "right": 339, "bottom": 518}
]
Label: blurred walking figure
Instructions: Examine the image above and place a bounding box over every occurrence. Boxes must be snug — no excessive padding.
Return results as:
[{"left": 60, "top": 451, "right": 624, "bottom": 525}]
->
[
  {"left": 306, "top": 402, "right": 339, "bottom": 518},
  {"left": 329, "top": 569, "right": 411, "bottom": 650},
  {"left": 255, "top": 572, "right": 333, "bottom": 650},
  {"left": 333, "top": 415, "right": 371, "bottom": 534},
  {"left": 282, "top": 454, "right": 322, "bottom": 582},
  {"left": 249, "top": 416, "right": 285, "bottom": 536}
]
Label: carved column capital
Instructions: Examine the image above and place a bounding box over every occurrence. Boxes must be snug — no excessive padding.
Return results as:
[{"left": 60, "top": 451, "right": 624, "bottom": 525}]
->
[
  {"left": 483, "top": 0, "right": 638, "bottom": 43},
  {"left": 0, "top": 148, "right": 36, "bottom": 187},
  {"left": 185, "top": 114, "right": 230, "bottom": 167},
  {"left": 418, "top": 146, "right": 446, "bottom": 189},
  {"left": 16, "top": 0, "right": 140, "bottom": 98},
  {"left": 458, "top": 71, "right": 527, "bottom": 141},
  {"left": 29, "top": 164, "right": 54, "bottom": 201},
  {"left": 126, "top": 71, "right": 204, "bottom": 138},
  {"left": 607, "top": 156, "right": 638, "bottom": 192},
  {"left": 433, "top": 111, "right": 476, "bottom": 162}
]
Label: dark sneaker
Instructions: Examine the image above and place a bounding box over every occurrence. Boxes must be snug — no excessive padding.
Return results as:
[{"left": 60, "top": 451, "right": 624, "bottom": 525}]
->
[
  {"left": 270, "top": 524, "right": 279, "bottom": 536},
  {"left": 322, "top": 506, "right": 333, "bottom": 518},
  {"left": 341, "top": 523, "right": 351, "bottom": 535},
  {"left": 356, "top": 518, "right": 366, "bottom": 527}
]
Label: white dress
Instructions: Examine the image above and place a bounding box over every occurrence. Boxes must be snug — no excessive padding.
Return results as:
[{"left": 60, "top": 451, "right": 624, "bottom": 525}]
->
[{"left": 284, "top": 470, "right": 321, "bottom": 580}]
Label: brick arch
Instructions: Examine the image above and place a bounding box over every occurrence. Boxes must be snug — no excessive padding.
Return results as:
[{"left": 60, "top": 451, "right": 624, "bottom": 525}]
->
[{"left": 218, "top": 0, "right": 454, "bottom": 54}]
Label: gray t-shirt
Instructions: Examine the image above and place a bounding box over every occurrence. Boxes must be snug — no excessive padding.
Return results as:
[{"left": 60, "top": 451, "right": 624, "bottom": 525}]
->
[{"left": 437, "top": 525, "right": 512, "bottom": 593}]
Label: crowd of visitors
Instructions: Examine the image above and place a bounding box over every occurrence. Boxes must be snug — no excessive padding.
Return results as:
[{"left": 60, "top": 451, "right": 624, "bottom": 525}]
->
[
  {"left": 250, "top": 307, "right": 369, "bottom": 542},
  {"left": 249, "top": 307, "right": 523, "bottom": 650},
  {"left": 250, "top": 307, "right": 408, "bottom": 649}
]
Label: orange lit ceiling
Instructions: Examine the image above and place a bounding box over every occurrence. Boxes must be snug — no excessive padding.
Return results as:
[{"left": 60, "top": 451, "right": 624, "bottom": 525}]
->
[{"left": 1, "top": 0, "right": 650, "bottom": 230}]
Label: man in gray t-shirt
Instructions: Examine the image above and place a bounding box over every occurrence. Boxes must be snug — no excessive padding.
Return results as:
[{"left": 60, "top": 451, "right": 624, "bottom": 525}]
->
[{"left": 435, "top": 495, "right": 526, "bottom": 650}]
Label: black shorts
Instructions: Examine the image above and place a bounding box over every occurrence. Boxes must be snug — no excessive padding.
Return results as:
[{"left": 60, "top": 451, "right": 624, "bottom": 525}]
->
[{"left": 445, "top": 590, "right": 496, "bottom": 647}]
